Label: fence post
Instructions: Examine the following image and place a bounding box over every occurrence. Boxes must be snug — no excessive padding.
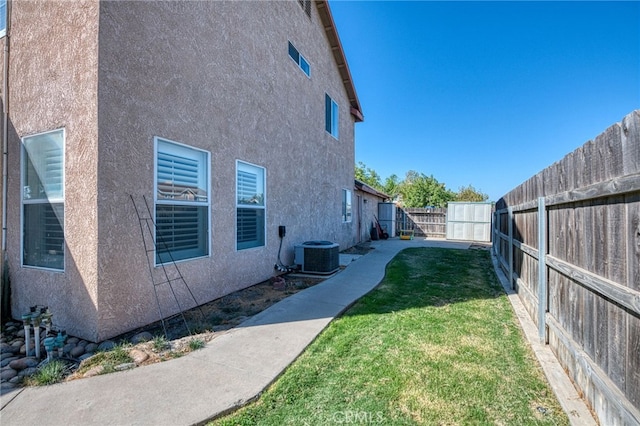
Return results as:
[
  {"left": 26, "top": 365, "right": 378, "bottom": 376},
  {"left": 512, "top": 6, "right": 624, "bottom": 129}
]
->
[
  {"left": 537, "top": 197, "right": 548, "bottom": 343},
  {"left": 492, "top": 211, "right": 497, "bottom": 257},
  {"left": 507, "top": 206, "right": 514, "bottom": 289}
]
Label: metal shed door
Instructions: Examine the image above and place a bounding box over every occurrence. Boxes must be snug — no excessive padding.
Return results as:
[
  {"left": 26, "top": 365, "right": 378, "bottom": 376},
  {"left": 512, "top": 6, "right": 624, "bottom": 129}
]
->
[{"left": 446, "top": 202, "right": 492, "bottom": 242}]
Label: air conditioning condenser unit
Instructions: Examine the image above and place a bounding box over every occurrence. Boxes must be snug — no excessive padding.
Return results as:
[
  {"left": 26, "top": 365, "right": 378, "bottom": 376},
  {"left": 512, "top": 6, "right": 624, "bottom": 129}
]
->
[{"left": 294, "top": 241, "right": 340, "bottom": 275}]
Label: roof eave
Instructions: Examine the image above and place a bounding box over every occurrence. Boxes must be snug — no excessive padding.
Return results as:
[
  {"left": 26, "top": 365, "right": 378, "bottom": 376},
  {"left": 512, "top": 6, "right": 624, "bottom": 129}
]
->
[{"left": 316, "top": 0, "right": 364, "bottom": 122}]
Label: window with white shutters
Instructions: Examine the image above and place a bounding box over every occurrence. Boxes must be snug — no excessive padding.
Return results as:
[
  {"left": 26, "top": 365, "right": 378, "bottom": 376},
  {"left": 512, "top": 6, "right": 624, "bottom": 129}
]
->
[
  {"left": 155, "top": 137, "right": 210, "bottom": 264},
  {"left": 236, "top": 161, "right": 265, "bottom": 250},
  {"left": 21, "top": 129, "right": 65, "bottom": 270}
]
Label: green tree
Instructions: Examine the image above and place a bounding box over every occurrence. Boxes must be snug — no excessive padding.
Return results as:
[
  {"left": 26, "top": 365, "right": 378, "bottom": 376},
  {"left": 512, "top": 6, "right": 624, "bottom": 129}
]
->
[
  {"left": 355, "top": 162, "right": 383, "bottom": 191},
  {"left": 455, "top": 184, "right": 489, "bottom": 202},
  {"left": 382, "top": 174, "right": 401, "bottom": 199},
  {"left": 399, "top": 172, "right": 456, "bottom": 208}
]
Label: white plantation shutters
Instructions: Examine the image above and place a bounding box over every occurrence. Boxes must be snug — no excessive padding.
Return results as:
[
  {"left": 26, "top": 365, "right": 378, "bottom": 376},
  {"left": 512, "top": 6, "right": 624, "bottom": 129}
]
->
[
  {"left": 236, "top": 161, "right": 265, "bottom": 250},
  {"left": 155, "top": 138, "right": 210, "bottom": 263},
  {"left": 21, "top": 129, "right": 65, "bottom": 270}
]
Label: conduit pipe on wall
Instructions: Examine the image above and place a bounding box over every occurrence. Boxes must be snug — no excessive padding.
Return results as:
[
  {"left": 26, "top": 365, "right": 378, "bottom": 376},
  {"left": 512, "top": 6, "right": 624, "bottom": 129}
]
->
[{"left": 2, "top": 1, "right": 10, "bottom": 256}]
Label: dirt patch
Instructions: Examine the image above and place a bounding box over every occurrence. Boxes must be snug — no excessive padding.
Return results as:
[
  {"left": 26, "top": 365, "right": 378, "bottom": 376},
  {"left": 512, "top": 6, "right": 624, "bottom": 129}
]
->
[
  {"left": 101, "top": 245, "right": 377, "bottom": 367},
  {"left": 118, "top": 275, "right": 327, "bottom": 344}
]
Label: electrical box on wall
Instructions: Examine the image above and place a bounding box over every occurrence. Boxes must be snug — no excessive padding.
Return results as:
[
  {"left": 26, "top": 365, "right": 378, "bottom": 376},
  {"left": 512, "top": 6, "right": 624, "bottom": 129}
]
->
[{"left": 278, "top": 225, "right": 286, "bottom": 238}]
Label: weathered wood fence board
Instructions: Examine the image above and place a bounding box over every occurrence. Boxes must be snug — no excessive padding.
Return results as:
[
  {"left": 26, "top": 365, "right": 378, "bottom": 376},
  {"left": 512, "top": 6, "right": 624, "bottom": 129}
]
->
[
  {"left": 396, "top": 208, "right": 447, "bottom": 238},
  {"left": 493, "top": 110, "right": 640, "bottom": 425}
]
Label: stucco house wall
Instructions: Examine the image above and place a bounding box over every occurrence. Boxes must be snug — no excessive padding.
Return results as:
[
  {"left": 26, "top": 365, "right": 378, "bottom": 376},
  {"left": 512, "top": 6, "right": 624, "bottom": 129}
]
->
[
  {"left": 5, "top": 0, "right": 101, "bottom": 339},
  {"left": 4, "top": 1, "right": 361, "bottom": 341},
  {"left": 354, "top": 180, "right": 390, "bottom": 243}
]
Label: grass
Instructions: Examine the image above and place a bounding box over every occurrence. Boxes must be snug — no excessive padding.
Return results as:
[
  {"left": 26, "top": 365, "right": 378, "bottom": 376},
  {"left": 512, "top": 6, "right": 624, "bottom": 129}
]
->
[
  {"left": 23, "top": 359, "right": 69, "bottom": 386},
  {"left": 188, "top": 337, "right": 206, "bottom": 351},
  {"left": 74, "top": 343, "right": 134, "bottom": 376},
  {"left": 152, "top": 335, "right": 170, "bottom": 351},
  {"left": 210, "top": 248, "right": 569, "bottom": 425}
]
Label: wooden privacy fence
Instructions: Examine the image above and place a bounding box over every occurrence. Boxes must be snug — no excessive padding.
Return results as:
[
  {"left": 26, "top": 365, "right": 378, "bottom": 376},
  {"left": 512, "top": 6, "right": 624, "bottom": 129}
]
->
[
  {"left": 396, "top": 207, "right": 447, "bottom": 238},
  {"left": 493, "top": 110, "right": 640, "bottom": 425}
]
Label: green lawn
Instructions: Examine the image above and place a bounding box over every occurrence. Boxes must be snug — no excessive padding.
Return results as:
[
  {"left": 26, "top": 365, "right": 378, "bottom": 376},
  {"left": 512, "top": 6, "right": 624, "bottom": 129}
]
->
[{"left": 211, "top": 248, "right": 568, "bottom": 425}]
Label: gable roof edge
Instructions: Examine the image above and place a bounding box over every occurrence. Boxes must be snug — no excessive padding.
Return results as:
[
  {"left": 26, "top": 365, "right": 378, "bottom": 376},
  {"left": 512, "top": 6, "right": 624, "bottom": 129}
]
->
[
  {"left": 355, "top": 179, "right": 390, "bottom": 200},
  {"left": 315, "top": 0, "right": 364, "bottom": 122}
]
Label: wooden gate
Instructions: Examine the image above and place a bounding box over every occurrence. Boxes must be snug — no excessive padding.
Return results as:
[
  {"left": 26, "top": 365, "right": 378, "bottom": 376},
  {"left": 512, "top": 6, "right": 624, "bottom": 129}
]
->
[{"left": 396, "top": 207, "right": 446, "bottom": 238}]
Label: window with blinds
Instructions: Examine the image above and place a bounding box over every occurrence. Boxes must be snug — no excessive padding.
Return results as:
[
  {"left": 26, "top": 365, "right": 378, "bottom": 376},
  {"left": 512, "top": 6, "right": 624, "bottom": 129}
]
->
[
  {"left": 155, "top": 138, "right": 210, "bottom": 264},
  {"left": 21, "top": 129, "right": 65, "bottom": 270},
  {"left": 236, "top": 161, "right": 265, "bottom": 250}
]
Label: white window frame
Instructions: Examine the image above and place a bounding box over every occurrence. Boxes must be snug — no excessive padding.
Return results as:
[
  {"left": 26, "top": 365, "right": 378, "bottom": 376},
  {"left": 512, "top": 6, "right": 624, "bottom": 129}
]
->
[
  {"left": 154, "top": 137, "right": 211, "bottom": 265},
  {"left": 288, "top": 41, "right": 311, "bottom": 78},
  {"left": 342, "top": 188, "right": 352, "bottom": 223},
  {"left": 20, "top": 128, "right": 65, "bottom": 272},
  {"left": 236, "top": 160, "right": 266, "bottom": 251},
  {"left": 0, "top": 0, "right": 6, "bottom": 38},
  {"left": 325, "top": 94, "right": 339, "bottom": 139}
]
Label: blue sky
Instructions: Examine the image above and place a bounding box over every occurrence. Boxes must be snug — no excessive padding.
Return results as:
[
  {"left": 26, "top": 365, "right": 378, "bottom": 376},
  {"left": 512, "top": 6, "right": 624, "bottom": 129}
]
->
[{"left": 329, "top": 1, "right": 640, "bottom": 201}]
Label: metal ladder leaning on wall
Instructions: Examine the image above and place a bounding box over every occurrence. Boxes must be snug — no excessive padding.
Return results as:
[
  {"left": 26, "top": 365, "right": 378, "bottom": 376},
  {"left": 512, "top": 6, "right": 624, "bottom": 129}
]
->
[{"left": 129, "top": 194, "right": 203, "bottom": 339}]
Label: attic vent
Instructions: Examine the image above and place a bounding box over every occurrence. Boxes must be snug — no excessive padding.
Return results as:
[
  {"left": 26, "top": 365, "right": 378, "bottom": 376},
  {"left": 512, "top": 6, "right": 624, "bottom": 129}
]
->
[
  {"left": 294, "top": 241, "right": 339, "bottom": 275},
  {"left": 298, "top": 0, "right": 311, "bottom": 17}
]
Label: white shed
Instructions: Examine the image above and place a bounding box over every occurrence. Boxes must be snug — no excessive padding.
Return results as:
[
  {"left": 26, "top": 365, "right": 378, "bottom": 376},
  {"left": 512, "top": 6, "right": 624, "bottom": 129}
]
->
[{"left": 446, "top": 202, "right": 493, "bottom": 242}]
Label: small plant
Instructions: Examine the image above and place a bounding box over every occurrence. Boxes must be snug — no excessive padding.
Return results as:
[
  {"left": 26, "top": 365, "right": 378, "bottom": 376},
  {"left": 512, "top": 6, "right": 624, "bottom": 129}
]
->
[
  {"left": 25, "top": 360, "right": 68, "bottom": 386},
  {"left": 110, "top": 344, "right": 132, "bottom": 363},
  {"left": 152, "top": 335, "right": 169, "bottom": 351},
  {"left": 75, "top": 343, "right": 133, "bottom": 376},
  {"left": 188, "top": 338, "right": 205, "bottom": 351}
]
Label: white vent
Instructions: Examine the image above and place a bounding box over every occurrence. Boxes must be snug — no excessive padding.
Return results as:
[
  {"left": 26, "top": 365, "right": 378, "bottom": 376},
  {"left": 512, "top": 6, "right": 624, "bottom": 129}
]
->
[{"left": 294, "top": 241, "right": 340, "bottom": 275}]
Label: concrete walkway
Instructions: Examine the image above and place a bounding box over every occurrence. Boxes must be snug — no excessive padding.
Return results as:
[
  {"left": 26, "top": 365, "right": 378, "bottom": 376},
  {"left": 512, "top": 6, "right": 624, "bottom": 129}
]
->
[{"left": 0, "top": 238, "right": 594, "bottom": 425}]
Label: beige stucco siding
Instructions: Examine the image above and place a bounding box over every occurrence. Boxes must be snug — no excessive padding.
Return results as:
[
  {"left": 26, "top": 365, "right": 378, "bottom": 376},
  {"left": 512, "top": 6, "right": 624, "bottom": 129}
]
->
[
  {"left": 6, "top": 1, "right": 100, "bottom": 339},
  {"left": 93, "top": 1, "right": 356, "bottom": 339}
]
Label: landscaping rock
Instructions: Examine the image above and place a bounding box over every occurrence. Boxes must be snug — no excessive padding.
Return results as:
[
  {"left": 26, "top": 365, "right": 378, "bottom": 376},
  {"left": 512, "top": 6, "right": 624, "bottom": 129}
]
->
[
  {"left": 18, "top": 367, "right": 38, "bottom": 378},
  {"left": 78, "top": 353, "right": 94, "bottom": 362},
  {"left": 1, "top": 382, "right": 17, "bottom": 391},
  {"left": 131, "top": 331, "right": 153, "bottom": 344},
  {"left": 1, "top": 357, "right": 19, "bottom": 368},
  {"left": 114, "top": 362, "right": 136, "bottom": 371},
  {"left": 0, "top": 368, "right": 17, "bottom": 381},
  {"left": 0, "top": 343, "right": 18, "bottom": 354},
  {"left": 84, "top": 343, "right": 98, "bottom": 353},
  {"left": 8, "top": 375, "right": 22, "bottom": 384},
  {"left": 77, "top": 340, "right": 88, "bottom": 347},
  {"left": 9, "top": 357, "right": 38, "bottom": 371},
  {"left": 129, "top": 349, "right": 149, "bottom": 364},
  {"left": 63, "top": 343, "right": 76, "bottom": 355},
  {"left": 66, "top": 337, "right": 79, "bottom": 345},
  {"left": 1, "top": 351, "right": 17, "bottom": 361},
  {"left": 97, "top": 341, "right": 116, "bottom": 351},
  {"left": 83, "top": 365, "right": 104, "bottom": 378},
  {"left": 271, "top": 276, "right": 286, "bottom": 291},
  {"left": 69, "top": 346, "right": 85, "bottom": 359}
]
